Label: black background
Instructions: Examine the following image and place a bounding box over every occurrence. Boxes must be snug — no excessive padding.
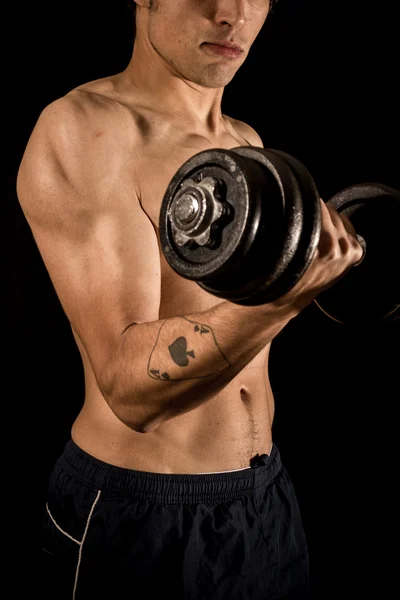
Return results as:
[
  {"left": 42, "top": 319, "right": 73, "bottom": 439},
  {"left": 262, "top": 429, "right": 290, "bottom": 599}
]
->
[{"left": 9, "top": 0, "right": 399, "bottom": 597}]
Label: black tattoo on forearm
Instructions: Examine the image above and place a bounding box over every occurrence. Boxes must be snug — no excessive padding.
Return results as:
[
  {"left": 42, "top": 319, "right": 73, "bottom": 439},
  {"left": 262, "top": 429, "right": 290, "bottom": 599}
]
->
[
  {"left": 168, "top": 337, "right": 195, "bottom": 366},
  {"left": 148, "top": 317, "right": 231, "bottom": 381}
]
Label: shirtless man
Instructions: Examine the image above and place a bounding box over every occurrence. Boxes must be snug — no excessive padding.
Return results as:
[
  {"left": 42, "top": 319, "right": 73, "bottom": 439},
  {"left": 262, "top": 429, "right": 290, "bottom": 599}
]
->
[{"left": 17, "top": 1, "right": 363, "bottom": 598}]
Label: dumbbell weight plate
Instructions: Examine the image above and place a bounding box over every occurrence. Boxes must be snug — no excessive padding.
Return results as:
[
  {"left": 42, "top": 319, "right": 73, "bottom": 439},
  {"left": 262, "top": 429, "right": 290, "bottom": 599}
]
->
[
  {"left": 199, "top": 146, "right": 305, "bottom": 303},
  {"left": 314, "top": 183, "right": 400, "bottom": 325},
  {"left": 241, "top": 148, "right": 321, "bottom": 303},
  {"left": 160, "top": 148, "right": 262, "bottom": 281},
  {"left": 159, "top": 148, "right": 287, "bottom": 290}
]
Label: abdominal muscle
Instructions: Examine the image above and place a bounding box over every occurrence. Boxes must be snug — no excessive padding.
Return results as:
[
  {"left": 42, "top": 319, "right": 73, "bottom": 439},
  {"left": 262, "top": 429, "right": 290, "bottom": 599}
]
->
[{"left": 71, "top": 339, "right": 274, "bottom": 474}]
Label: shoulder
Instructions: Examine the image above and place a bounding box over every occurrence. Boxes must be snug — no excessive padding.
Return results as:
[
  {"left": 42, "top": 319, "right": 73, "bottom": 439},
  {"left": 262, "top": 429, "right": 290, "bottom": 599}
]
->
[
  {"left": 16, "top": 92, "right": 137, "bottom": 236},
  {"left": 17, "top": 82, "right": 141, "bottom": 209},
  {"left": 224, "top": 115, "right": 264, "bottom": 148},
  {"left": 22, "top": 80, "right": 137, "bottom": 161}
]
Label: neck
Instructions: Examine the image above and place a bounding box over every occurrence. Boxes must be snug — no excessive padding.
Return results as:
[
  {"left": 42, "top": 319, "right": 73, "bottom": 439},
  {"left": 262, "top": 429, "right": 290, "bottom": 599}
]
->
[{"left": 119, "top": 33, "right": 226, "bottom": 135}]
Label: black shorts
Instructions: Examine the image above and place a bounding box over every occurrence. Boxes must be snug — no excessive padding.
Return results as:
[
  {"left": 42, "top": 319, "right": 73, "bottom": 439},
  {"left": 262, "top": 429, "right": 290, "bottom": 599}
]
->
[{"left": 40, "top": 439, "right": 310, "bottom": 599}]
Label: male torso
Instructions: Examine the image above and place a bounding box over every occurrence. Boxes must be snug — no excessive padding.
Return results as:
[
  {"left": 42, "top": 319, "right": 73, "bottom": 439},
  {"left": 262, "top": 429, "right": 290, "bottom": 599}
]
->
[{"left": 69, "top": 75, "right": 274, "bottom": 473}]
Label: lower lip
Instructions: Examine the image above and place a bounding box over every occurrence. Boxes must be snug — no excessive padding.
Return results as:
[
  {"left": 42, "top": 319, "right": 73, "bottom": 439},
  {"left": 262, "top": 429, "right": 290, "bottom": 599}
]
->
[{"left": 202, "top": 43, "right": 242, "bottom": 59}]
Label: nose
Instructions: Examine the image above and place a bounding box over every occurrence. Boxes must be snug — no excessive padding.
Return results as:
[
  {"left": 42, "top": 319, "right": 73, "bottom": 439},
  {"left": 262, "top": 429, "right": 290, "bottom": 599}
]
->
[{"left": 214, "top": 0, "right": 247, "bottom": 29}]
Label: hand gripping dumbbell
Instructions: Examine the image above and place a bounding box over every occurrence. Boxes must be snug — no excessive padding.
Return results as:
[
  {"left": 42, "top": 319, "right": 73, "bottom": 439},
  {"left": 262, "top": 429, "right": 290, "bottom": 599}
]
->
[{"left": 159, "top": 146, "right": 400, "bottom": 326}]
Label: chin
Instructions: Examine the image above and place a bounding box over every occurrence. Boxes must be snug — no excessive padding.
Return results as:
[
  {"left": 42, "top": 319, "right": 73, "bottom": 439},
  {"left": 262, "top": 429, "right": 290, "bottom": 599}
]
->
[{"left": 191, "top": 67, "right": 239, "bottom": 88}]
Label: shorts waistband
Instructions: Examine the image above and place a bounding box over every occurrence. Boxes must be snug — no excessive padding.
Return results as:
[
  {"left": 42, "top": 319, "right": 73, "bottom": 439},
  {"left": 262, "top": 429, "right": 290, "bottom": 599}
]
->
[{"left": 57, "top": 439, "right": 283, "bottom": 504}]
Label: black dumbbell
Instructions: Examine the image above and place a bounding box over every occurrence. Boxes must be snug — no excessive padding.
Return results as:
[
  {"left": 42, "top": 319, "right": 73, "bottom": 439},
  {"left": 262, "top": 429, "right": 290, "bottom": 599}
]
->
[
  {"left": 314, "top": 183, "right": 400, "bottom": 325},
  {"left": 159, "top": 147, "right": 399, "bottom": 325}
]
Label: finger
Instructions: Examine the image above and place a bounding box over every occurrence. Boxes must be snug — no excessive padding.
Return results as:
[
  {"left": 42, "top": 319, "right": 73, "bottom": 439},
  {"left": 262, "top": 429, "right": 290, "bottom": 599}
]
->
[
  {"left": 323, "top": 203, "right": 360, "bottom": 244},
  {"left": 318, "top": 201, "right": 345, "bottom": 240},
  {"left": 339, "top": 210, "right": 358, "bottom": 238},
  {"left": 318, "top": 201, "right": 364, "bottom": 262},
  {"left": 327, "top": 204, "right": 365, "bottom": 262}
]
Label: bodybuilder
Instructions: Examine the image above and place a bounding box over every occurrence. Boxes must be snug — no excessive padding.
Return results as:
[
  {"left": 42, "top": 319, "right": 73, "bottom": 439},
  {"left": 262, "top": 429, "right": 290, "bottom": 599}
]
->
[{"left": 17, "top": 1, "right": 362, "bottom": 598}]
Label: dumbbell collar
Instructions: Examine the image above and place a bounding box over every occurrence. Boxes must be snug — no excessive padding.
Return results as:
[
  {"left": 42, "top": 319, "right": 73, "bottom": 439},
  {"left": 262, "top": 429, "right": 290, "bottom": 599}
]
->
[{"left": 168, "top": 176, "right": 223, "bottom": 246}]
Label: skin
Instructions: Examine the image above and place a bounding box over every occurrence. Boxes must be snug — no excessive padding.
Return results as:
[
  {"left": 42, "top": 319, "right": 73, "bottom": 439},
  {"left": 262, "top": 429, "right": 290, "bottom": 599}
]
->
[{"left": 17, "top": 0, "right": 363, "bottom": 474}]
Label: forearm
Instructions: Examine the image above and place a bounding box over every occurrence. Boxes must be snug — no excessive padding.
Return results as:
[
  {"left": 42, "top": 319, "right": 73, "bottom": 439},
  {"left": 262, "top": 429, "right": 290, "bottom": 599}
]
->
[{"left": 104, "top": 300, "right": 298, "bottom": 432}]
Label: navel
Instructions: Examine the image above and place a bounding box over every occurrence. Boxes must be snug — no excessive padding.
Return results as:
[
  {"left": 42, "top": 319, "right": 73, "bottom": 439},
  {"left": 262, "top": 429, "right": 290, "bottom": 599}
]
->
[{"left": 240, "top": 385, "right": 251, "bottom": 402}]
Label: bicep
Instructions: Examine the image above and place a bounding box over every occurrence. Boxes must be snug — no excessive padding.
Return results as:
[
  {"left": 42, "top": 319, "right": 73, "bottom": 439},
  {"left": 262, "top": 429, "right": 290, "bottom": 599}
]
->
[
  {"left": 46, "top": 202, "right": 161, "bottom": 335},
  {"left": 17, "top": 114, "right": 161, "bottom": 378}
]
